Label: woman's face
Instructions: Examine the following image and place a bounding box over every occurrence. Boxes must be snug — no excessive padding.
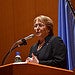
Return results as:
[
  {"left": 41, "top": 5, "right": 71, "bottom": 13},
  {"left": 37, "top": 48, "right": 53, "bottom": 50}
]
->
[{"left": 33, "top": 19, "right": 49, "bottom": 38}]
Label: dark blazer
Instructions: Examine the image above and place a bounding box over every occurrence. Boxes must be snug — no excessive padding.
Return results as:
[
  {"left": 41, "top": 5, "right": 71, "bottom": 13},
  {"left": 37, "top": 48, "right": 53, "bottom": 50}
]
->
[{"left": 28, "top": 35, "right": 67, "bottom": 69}]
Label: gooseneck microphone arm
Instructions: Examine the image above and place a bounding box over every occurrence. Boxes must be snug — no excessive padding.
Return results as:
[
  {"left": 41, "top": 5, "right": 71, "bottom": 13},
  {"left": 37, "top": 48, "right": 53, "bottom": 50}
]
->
[
  {"left": 1, "top": 39, "right": 27, "bottom": 65},
  {"left": 1, "top": 34, "right": 35, "bottom": 65}
]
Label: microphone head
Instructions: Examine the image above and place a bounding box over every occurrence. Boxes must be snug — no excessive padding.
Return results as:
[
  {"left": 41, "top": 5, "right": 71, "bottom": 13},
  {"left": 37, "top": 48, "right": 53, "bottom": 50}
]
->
[
  {"left": 24, "top": 34, "right": 35, "bottom": 40},
  {"left": 16, "top": 34, "right": 35, "bottom": 45}
]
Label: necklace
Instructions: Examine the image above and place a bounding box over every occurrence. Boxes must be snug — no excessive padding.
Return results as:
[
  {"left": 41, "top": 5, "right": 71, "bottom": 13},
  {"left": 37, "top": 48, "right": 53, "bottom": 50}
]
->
[{"left": 37, "top": 41, "right": 45, "bottom": 51}]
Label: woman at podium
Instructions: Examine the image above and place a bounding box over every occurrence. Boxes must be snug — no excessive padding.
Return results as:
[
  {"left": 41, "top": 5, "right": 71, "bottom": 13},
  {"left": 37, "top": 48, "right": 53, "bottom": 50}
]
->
[{"left": 26, "top": 15, "right": 67, "bottom": 69}]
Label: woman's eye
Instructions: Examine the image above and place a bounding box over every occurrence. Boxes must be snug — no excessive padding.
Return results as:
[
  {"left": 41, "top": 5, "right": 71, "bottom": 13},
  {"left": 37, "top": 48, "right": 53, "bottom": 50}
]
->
[
  {"left": 34, "top": 23, "right": 45, "bottom": 27},
  {"left": 34, "top": 25, "right": 37, "bottom": 27},
  {"left": 39, "top": 24, "right": 44, "bottom": 27},
  {"left": 38, "top": 24, "right": 42, "bottom": 27}
]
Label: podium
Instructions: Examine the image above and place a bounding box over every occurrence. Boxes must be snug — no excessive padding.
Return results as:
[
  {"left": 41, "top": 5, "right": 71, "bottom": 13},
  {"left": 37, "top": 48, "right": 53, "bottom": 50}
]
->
[{"left": 0, "top": 62, "right": 74, "bottom": 75}]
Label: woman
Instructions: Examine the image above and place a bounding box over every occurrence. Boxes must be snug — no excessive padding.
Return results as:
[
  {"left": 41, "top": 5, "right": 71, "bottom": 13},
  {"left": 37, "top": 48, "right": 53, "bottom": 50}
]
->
[{"left": 26, "top": 15, "right": 67, "bottom": 69}]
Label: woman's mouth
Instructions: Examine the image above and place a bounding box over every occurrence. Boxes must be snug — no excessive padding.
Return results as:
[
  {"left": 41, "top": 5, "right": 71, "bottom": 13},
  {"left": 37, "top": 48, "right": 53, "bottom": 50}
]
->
[{"left": 35, "top": 32, "right": 42, "bottom": 36}]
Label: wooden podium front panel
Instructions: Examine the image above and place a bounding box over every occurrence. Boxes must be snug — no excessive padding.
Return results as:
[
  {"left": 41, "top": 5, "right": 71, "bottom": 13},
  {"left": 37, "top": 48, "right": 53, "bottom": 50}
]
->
[
  {"left": 0, "top": 63, "right": 74, "bottom": 75},
  {"left": 73, "top": 69, "right": 75, "bottom": 75},
  {"left": 0, "top": 64, "right": 13, "bottom": 75},
  {"left": 13, "top": 63, "right": 73, "bottom": 75}
]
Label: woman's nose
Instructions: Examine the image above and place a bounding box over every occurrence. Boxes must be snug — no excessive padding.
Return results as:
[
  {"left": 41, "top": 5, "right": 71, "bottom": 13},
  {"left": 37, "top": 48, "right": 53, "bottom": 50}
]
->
[
  {"left": 36, "top": 25, "right": 40, "bottom": 29},
  {"left": 36, "top": 25, "right": 39, "bottom": 28},
  {"left": 34, "top": 25, "right": 40, "bottom": 32}
]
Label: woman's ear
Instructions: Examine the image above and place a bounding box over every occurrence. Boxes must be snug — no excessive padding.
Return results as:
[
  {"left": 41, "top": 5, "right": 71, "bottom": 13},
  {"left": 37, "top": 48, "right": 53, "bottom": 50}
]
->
[
  {"left": 46, "top": 29, "right": 50, "bottom": 34},
  {"left": 47, "top": 28, "right": 50, "bottom": 33}
]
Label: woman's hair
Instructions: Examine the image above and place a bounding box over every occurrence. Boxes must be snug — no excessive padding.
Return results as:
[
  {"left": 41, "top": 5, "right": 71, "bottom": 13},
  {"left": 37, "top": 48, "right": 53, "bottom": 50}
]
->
[{"left": 34, "top": 15, "right": 54, "bottom": 36}]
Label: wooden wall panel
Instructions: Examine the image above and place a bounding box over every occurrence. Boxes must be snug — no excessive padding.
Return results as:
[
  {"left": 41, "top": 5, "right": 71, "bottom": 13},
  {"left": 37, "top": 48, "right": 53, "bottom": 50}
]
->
[
  {"left": 71, "top": 0, "right": 75, "bottom": 10},
  {"left": 0, "top": 0, "right": 58, "bottom": 65},
  {"left": 0, "top": 0, "right": 15, "bottom": 65}
]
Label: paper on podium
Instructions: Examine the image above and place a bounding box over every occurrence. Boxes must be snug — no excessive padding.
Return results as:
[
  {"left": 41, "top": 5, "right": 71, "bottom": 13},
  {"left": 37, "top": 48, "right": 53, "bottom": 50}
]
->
[{"left": 13, "top": 61, "right": 27, "bottom": 64}]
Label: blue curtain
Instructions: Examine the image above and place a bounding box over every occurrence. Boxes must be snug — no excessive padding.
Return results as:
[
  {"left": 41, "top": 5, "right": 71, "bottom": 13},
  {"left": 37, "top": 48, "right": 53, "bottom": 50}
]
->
[{"left": 58, "top": 0, "right": 75, "bottom": 70}]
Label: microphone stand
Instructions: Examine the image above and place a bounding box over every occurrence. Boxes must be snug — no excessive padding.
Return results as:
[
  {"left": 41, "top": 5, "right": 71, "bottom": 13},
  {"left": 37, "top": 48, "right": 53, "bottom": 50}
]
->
[{"left": 1, "top": 39, "right": 27, "bottom": 65}]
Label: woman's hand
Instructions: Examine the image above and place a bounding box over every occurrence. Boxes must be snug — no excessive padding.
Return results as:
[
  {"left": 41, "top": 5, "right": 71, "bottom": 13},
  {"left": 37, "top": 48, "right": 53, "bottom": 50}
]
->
[
  {"left": 25, "top": 53, "right": 39, "bottom": 64},
  {"left": 31, "top": 53, "right": 39, "bottom": 64},
  {"left": 25, "top": 57, "right": 33, "bottom": 63}
]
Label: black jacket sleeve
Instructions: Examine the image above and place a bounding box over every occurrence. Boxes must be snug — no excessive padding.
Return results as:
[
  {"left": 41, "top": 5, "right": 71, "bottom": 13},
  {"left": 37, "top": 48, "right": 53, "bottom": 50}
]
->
[{"left": 39, "top": 37, "right": 67, "bottom": 68}]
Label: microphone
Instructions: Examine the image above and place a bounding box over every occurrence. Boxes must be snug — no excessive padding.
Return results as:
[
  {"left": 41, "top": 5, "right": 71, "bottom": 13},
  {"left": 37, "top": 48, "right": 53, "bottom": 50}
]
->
[
  {"left": 16, "top": 34, "right": 35, "bottom": 46},
  {"left": 1, "top": 34, "right": 35, "bottom": 65}
]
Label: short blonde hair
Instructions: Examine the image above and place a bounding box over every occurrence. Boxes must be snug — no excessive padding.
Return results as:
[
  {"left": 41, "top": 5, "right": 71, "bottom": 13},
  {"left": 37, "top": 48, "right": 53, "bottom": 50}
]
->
[{"left": 34, "top": 15, "right": 54, "bottom": 36}]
